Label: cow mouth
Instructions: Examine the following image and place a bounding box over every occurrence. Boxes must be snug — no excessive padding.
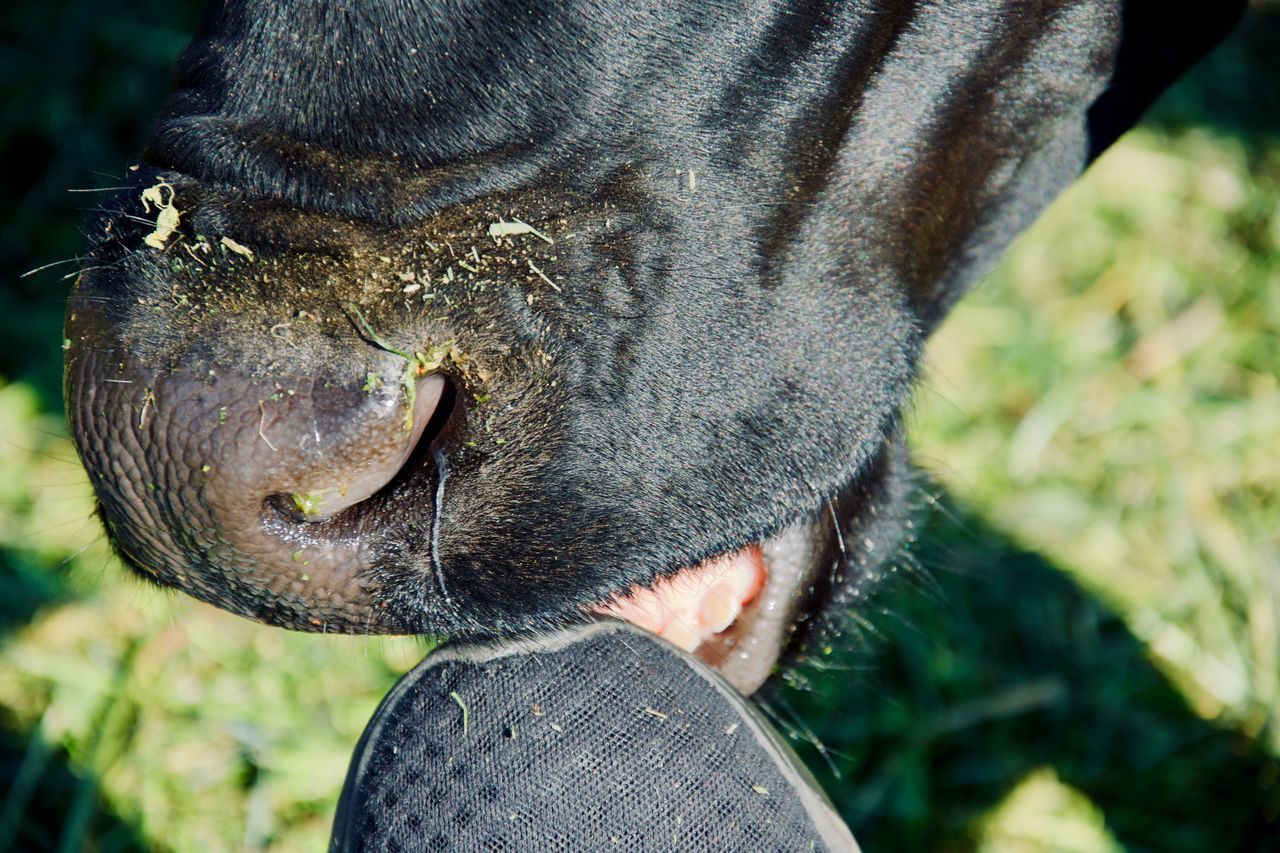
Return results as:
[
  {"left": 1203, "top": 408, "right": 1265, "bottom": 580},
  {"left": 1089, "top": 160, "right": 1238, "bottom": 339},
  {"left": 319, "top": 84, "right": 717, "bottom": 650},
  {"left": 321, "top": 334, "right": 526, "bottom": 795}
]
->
[{"left": 590, "top": 521, "right": 825, "bottom": 695}]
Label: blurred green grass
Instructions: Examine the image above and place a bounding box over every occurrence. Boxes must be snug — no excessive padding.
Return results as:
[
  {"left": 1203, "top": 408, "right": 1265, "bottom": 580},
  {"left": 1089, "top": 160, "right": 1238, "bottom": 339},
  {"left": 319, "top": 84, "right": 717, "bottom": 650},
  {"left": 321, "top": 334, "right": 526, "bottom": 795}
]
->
[
  {"left": 912, "top": 127, "right": 1280, "bottom": 748},
  {"left": 1, "top": 2, "right": 1278, "bottom": 851}
]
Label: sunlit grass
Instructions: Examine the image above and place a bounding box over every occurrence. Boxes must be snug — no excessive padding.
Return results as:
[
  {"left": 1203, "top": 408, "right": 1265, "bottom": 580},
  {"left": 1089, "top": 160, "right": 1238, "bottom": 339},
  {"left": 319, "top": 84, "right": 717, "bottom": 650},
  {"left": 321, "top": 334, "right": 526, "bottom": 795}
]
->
[
  {"left": 913, "top": 126, "right": 1280, "bottom": 752},
  {"left": 977, "top": 769, "right": 1121, "bottom": 853}
]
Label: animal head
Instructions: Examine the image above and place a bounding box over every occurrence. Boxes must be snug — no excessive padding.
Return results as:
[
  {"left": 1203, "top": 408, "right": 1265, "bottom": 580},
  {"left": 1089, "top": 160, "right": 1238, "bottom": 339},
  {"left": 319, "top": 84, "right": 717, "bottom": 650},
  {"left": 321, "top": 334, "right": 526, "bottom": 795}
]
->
[{"left": 63, "top": 0, "right": 1241, "bottom": 694}]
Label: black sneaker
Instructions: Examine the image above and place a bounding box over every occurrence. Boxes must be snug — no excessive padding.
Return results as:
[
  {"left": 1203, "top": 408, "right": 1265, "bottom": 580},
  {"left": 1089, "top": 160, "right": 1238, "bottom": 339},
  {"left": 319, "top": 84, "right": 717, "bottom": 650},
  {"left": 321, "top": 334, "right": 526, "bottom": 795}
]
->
[{"left": 330, "top": 620, "right": 858, "bottom": 852}]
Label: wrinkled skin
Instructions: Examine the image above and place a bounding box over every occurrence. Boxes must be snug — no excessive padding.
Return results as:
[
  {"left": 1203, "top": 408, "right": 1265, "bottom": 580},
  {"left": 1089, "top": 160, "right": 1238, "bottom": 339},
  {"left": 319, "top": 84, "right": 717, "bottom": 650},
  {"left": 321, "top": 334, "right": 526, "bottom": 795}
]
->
[{"left": 65, "top": 0, "right": 1242, "bottom": 693}]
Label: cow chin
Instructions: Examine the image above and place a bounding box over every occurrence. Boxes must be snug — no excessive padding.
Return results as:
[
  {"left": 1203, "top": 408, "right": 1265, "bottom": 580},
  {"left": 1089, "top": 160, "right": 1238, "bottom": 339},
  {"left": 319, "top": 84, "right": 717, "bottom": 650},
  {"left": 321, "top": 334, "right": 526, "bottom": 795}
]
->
[{"left": 588, "top": 434, "right": 914, "bottom": 695}]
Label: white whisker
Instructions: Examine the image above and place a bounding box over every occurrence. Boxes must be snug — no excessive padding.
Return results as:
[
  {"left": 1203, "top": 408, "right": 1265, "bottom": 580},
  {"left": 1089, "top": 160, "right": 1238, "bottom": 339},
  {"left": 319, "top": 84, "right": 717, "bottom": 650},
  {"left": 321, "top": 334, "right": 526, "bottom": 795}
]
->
[{"left": 431, "top": 449, "right": 452, "bottom": 602}]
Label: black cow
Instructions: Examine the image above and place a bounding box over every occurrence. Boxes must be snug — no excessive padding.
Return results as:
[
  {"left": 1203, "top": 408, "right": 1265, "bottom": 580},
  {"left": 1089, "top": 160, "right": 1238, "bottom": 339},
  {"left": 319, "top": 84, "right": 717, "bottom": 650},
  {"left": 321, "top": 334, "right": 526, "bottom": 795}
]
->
[{"left": 65, "top": 0, "right": 1242, "bottom": 705}]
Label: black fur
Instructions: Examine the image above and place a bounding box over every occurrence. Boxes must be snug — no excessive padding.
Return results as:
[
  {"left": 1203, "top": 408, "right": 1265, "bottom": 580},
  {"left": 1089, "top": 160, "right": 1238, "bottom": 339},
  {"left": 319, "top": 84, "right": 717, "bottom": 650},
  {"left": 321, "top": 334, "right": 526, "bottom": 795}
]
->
[{"left": 65, "top": 0, "right": 1244, "bottom": 646}]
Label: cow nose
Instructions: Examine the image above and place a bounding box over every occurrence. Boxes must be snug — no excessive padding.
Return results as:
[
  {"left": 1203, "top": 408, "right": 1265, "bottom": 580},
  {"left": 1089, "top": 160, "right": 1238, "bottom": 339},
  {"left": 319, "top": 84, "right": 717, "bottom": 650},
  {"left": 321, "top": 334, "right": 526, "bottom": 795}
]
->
[
  {"left": 69, "top": 334, "right": 451, "bottom": 562},
  {"left": 262, "top": 375, "right": 447, "bottom": 523}
]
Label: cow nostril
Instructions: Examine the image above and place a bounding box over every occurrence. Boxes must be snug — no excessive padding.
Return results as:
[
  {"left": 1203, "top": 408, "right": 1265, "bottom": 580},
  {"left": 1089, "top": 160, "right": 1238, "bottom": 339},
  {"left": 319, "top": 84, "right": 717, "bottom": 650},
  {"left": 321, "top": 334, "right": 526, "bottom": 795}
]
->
[{"left": 264, "top": 375, "right": 456, "bottom": 524}]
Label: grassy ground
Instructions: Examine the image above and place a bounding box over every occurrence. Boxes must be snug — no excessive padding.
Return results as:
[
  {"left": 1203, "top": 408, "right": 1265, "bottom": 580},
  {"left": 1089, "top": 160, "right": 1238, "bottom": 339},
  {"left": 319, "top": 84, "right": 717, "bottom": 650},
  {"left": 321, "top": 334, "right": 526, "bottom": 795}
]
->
[
  {"left": 914, "top": 128, "right": 1280, "bottom": 748},
  {"left": 1, "top": 3, "right": 1277, "bottom": 851}
]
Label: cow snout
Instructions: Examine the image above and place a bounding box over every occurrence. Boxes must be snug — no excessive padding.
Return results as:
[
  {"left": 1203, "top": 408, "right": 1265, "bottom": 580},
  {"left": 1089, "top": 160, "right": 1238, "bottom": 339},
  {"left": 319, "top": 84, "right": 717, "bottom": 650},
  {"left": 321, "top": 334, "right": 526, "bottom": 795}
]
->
[
  {"left": 62, "top": 196, "right": 472, "bottom": 631},
  {"left": 67, "top": 317, "right": 454, "bottom": 629}
]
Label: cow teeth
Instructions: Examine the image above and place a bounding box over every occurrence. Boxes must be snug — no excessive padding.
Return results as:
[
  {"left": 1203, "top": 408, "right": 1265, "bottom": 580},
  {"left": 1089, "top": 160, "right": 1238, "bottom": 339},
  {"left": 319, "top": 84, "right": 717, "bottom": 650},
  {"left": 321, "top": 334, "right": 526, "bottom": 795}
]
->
[
  {"left": 697, "top": 581, "right": 741, "bottom": 634},
  {"left": 590, "top": 543, "right": 767, "bottom": 655},
  {"left": 661, "top": 618, "right": 702, "bottom": 653}
]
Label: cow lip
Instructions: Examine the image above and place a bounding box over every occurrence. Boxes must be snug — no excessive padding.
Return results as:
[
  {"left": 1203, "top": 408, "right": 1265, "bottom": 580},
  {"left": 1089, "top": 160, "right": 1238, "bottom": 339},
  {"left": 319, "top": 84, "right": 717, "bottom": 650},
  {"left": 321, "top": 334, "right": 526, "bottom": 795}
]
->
[{"left": 588, "top": 520, "right": 823, "bottom": 695}]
